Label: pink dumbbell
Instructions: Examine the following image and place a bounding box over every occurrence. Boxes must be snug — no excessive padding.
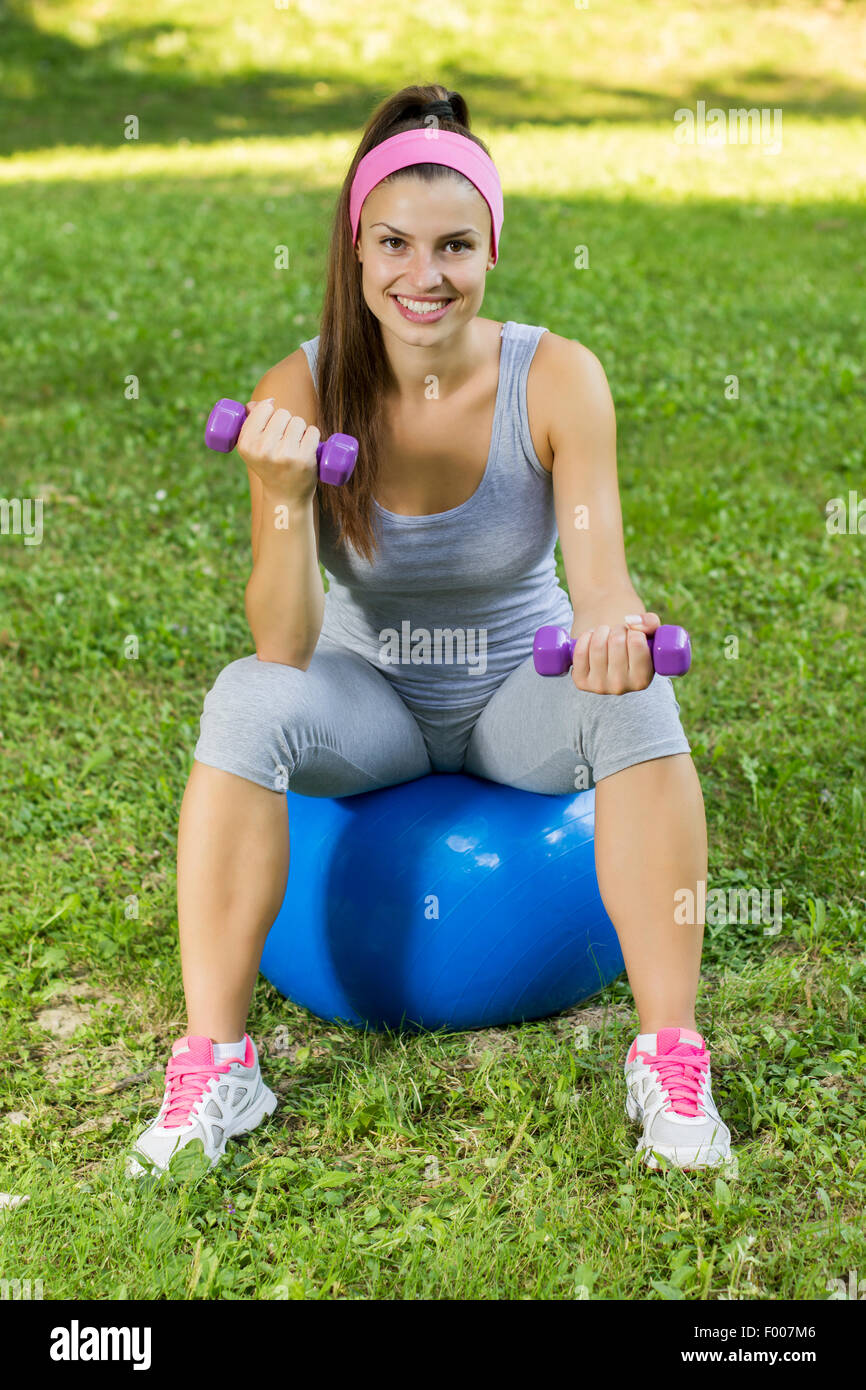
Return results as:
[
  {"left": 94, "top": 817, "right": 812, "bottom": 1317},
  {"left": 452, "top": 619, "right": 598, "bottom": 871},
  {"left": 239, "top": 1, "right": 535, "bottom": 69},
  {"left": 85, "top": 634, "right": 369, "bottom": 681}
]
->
[
  {"left": 533, "top": 623, "right": 691, "bottom": 677},
  {"left": 204, "top": 398, "right": 358, "bottom": 486}
]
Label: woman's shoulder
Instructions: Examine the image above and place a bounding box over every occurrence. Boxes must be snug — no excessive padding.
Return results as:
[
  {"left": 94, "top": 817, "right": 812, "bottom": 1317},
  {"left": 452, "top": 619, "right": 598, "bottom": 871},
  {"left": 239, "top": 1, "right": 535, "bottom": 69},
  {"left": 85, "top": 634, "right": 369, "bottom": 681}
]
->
[
  {"left": 533, "top": 326, "right": 595, "bottom": 367},
  {"left": 525, "top": 329, "right": 610, "bottom": 470},
  {"left": 252, "top": 344, "right": 319, "bottom": 423},
  {"left": 531, "top": 328, "right": 608, "bottom": 401}
]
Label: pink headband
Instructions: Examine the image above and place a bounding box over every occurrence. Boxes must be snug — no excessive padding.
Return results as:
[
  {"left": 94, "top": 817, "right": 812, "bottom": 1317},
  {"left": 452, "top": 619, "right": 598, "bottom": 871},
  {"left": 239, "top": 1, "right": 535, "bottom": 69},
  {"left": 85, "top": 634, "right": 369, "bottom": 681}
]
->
[{"left": 349, "top": 128, "right": 504, "bottom": 265}]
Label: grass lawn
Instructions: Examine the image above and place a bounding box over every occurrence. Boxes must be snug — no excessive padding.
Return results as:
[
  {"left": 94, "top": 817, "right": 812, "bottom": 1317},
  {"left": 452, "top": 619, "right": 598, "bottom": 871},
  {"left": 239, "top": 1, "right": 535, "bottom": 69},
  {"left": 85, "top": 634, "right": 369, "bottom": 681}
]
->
[{"left": 0, "top": 0, "right": 864, "bottom": 1302}]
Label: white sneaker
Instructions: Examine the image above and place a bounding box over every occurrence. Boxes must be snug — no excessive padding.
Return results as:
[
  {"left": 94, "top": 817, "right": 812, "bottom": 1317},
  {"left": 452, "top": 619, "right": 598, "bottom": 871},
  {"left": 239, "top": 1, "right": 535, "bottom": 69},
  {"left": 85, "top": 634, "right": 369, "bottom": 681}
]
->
[
  {"left": 624, "top": 1027, "right": 732, "bottom": 1170},
  {"left": 127, "top": 1034, "right": 277, "bottom": 1177}
]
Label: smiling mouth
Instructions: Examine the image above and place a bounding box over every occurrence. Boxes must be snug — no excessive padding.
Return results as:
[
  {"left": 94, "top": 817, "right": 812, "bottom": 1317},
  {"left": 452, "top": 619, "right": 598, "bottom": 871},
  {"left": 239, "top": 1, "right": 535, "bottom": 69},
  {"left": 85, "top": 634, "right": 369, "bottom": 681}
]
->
[{"left": 391, "top": 294, "right": 455, "bottom": 314}]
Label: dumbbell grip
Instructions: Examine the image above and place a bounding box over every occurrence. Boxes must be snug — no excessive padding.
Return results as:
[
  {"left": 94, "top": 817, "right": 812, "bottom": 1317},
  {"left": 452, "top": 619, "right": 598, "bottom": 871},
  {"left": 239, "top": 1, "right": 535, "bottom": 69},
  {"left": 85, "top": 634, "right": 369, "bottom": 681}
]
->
[
  {"left": 533, "top": 624, "right": 691, "bottom": 677},
  {"left": 204, "top": 398, "right": 357, "bottom": 486}
]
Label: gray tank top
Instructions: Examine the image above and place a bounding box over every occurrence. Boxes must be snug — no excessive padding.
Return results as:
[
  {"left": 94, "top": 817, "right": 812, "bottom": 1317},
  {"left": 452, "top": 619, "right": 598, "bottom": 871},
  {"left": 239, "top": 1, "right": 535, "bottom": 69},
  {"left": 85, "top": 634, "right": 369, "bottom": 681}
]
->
[{"left": 300, "top": 319, "right": 573, "bottom": 709}]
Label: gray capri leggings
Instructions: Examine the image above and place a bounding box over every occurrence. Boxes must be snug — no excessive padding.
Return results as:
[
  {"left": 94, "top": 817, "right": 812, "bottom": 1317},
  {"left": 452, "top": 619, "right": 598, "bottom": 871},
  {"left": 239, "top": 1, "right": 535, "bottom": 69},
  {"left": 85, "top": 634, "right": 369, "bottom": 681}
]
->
[{"left": 192, "top": 632, "right": 691, "bottom": 797}]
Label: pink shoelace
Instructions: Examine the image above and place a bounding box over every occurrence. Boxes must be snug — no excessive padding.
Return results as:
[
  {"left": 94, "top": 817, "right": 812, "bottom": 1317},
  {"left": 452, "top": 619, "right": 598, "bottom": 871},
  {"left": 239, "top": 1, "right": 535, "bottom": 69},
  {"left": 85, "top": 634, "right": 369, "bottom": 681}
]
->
[
  {"left": 161, "top": 1037, "right": 233, "bottom": 1129},
  {"left": 638, "top": 1028, "right": 710, "bottom": 1117}
]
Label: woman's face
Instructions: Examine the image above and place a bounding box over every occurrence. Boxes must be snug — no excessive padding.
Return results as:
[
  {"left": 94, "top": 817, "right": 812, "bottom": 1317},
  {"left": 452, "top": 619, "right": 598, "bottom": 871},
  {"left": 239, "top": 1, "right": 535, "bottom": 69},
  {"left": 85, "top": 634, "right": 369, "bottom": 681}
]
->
[{"left": 354, "top": 173, "right": 494, "bottom": 338}]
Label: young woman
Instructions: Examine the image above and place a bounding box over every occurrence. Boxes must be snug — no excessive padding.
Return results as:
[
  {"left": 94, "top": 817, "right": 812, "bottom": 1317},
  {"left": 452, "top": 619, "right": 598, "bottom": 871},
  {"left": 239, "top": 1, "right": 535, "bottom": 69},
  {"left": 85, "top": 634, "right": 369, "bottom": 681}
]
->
[{"left": 129, "top": 85, "right": 731, "bottom": 1177}]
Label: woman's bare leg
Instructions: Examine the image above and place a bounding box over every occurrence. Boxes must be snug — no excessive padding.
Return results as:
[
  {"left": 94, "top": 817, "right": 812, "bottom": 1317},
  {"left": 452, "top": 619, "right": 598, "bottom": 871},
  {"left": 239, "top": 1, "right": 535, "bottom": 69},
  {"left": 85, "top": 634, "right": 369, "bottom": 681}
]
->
[
  {"left": 593, "top": 753, "right": 707, "bottom": 1034},
  {"left": 176, "top": 760, "right": 289, "bottom": 1041}
]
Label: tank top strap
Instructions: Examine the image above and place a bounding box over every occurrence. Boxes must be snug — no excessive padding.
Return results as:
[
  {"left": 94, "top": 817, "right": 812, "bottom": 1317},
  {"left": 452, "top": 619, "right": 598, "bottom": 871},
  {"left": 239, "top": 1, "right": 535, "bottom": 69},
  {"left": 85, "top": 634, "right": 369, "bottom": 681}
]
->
[
  {"left": 495, "top": 320, "right": 550, "bottom": 483},
  {"left": 300, "top": 333, "right": 321, "bottom": 390}
]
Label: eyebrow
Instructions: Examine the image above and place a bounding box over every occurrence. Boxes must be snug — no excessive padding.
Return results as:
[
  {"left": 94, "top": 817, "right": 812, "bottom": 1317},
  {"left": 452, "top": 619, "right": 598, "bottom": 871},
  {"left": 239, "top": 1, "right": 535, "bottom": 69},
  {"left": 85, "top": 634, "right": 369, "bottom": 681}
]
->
[{"left": 370, "top": 222, "right": 480, "bottom": 238}]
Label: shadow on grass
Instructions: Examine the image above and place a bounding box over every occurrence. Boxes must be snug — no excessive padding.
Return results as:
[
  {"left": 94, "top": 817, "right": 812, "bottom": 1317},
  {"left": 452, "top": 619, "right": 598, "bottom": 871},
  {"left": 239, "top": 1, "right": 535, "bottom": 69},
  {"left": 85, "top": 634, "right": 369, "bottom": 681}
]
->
[{"left": 1, "top": 0, "right": 865, "bottom": 158}]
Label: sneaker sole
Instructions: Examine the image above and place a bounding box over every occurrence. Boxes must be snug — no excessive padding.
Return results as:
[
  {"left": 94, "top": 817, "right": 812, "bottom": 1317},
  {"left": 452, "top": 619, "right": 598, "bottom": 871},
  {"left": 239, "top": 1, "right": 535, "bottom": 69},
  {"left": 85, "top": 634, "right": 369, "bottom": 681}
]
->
[
  {"left": 626, "top": 1091, "right": 731, "bottom": 1170},
  {"left": 127, "top": 1083, "right": 278, "bottom": 1177},
  {"left": 636, "top": 1141, "right": 731, "bottom": 1170}
]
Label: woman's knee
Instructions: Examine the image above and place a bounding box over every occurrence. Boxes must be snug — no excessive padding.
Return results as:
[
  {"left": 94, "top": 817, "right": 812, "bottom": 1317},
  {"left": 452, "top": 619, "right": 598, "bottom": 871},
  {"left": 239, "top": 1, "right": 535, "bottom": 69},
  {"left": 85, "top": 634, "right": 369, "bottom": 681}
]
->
[
  {"left": 202, "top": 655, "right": 318, "bottom": 724},
  {"left": 576, "top": 675, "right": 690, "bottom": 779},
  {"left": 196, "top": 655, "right": 325, "bottom": 784}
]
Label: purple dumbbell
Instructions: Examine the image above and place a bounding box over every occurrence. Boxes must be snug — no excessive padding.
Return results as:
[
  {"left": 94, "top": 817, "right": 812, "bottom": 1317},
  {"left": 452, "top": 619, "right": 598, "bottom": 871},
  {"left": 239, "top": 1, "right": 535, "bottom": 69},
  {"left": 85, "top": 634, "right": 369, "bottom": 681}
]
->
[
  {"left": 204, "top": 398, "right": 358, "bottom": 486},
  {"left": 533, "top": 623, "right": 691, "bottom": 677}
]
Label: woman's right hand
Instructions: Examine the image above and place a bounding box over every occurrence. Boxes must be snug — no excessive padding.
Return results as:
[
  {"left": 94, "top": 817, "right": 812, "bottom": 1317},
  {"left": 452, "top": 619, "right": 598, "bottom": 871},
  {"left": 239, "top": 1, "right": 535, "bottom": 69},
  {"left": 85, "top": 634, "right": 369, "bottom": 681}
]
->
[{"left": 237, "top": 398, "right": 321, "bottom": 503}]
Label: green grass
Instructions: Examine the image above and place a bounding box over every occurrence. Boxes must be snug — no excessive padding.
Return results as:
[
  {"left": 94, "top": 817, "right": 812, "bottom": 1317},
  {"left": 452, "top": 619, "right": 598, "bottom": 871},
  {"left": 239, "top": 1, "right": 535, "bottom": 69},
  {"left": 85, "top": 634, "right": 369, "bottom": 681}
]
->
[{"left": 0, "top": 0, "right": 865, "bottom": 1301}]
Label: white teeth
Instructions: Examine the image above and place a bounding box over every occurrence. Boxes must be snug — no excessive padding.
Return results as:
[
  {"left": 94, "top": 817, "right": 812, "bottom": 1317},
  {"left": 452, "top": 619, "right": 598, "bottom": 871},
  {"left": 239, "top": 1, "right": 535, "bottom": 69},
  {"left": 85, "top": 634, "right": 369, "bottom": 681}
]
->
[{"left": 395, "top": 296, "right": 450, "bottom": 314}]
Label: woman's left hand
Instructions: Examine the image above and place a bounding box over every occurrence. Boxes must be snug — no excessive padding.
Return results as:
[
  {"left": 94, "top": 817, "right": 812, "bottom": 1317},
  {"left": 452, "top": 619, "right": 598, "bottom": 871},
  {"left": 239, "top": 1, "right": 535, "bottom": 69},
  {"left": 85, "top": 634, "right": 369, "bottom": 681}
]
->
[{"left": 570, "top": 612, "right": 661, "bottom": 694}]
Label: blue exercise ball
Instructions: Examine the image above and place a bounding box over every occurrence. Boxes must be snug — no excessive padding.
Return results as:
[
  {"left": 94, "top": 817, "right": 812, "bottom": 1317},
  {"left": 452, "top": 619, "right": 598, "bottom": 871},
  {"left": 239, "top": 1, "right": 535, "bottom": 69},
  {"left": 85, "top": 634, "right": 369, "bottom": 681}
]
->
[{"left": 259, "top": 773, "right": 624, "bottom": 1033}]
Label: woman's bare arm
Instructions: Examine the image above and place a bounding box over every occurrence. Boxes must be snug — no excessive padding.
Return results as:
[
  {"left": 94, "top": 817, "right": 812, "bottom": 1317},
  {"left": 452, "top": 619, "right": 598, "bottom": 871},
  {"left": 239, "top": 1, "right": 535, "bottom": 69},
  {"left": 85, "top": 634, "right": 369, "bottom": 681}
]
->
[{"left": 242, "top": 351, "right": 324, "bottom": 667}]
